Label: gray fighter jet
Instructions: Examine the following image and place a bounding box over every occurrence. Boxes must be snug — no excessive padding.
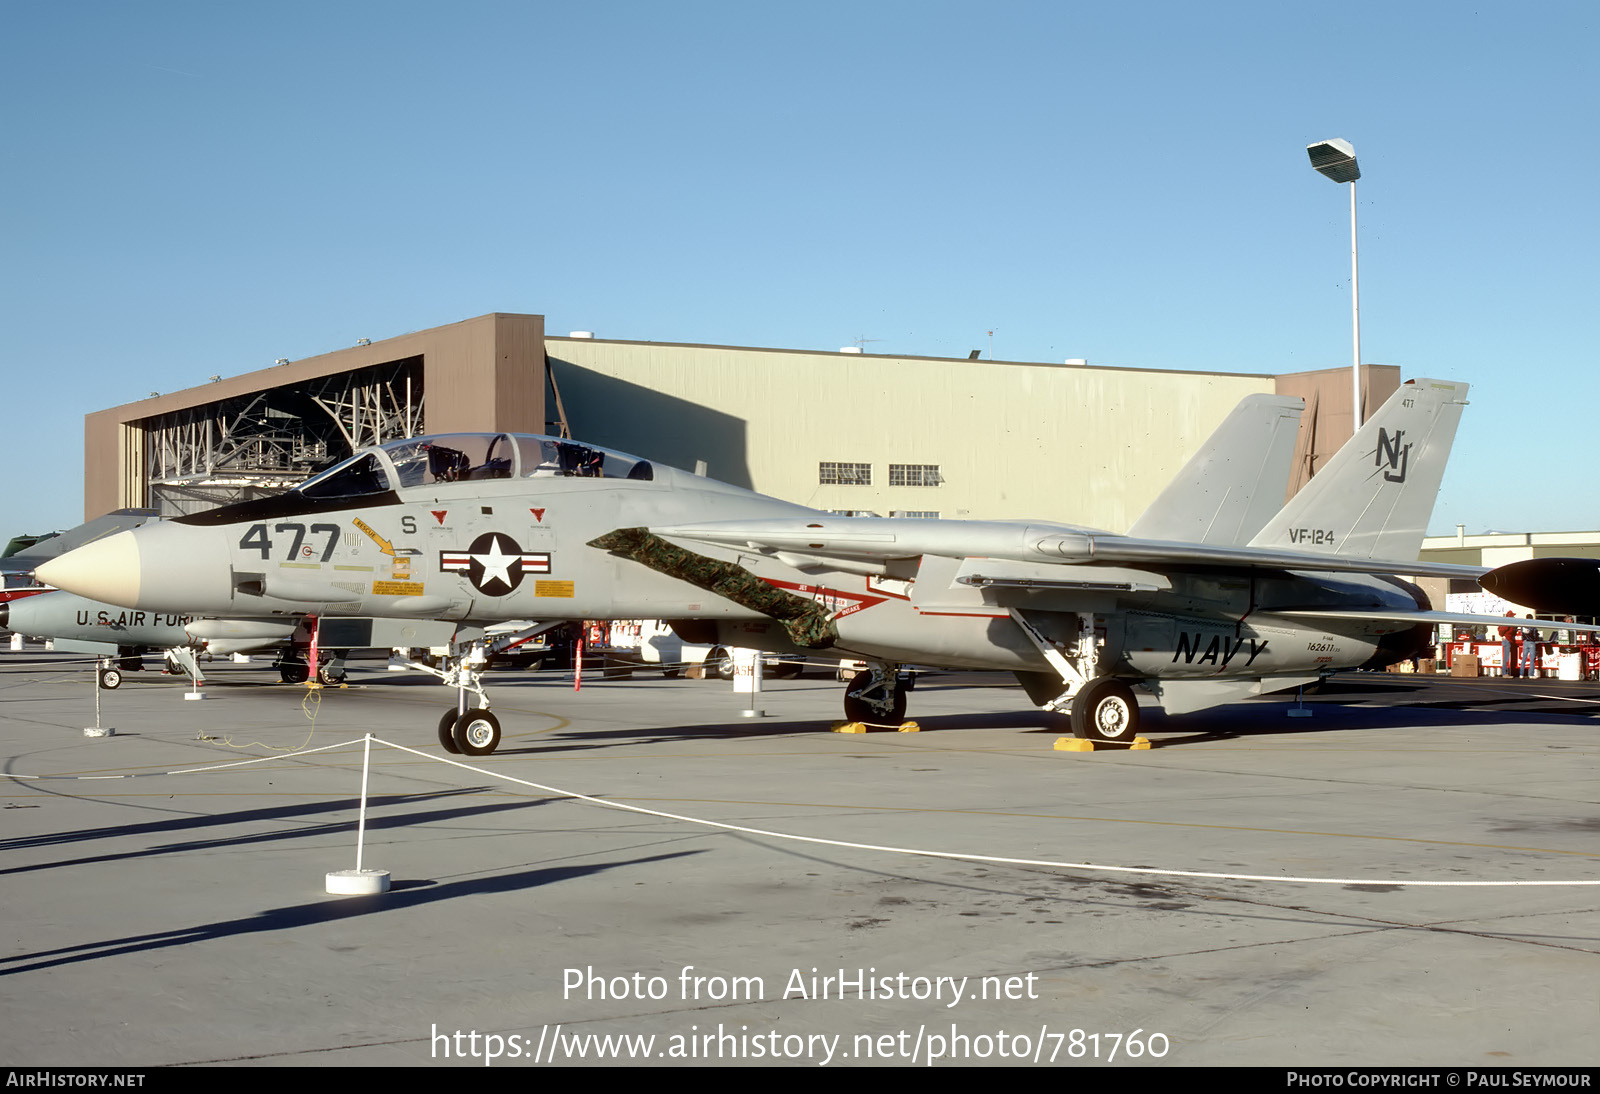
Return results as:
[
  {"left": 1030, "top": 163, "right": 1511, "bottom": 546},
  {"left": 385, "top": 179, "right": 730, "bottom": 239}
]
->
[{"left": 39, "top": 378, "right": 1528, "bottom": 755}]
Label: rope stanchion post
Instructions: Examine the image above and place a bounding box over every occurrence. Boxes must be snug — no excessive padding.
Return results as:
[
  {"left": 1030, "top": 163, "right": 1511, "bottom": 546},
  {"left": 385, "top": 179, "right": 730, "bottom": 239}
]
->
[
  {"left": 83, "top": 659, "right": 113, "bottom": 738},
  {"left": 325, "top": 734, "right": 390, "bottom": 895}
]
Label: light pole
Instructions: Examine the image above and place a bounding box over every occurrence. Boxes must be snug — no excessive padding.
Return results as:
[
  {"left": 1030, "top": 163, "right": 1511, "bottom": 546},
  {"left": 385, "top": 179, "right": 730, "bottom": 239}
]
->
[{"left": 1306, "top": 138, "right": 1363, "bottom": 427}]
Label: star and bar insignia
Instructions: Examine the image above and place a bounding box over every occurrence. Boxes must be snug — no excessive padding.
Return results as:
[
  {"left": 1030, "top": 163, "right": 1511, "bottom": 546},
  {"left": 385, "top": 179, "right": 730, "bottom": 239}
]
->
[{"left": 440, "top": 532, "right": 551, "bottom": 596}]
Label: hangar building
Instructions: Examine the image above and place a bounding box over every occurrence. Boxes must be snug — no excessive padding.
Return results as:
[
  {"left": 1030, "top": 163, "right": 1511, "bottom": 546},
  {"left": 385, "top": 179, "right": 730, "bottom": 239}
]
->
[{"left": 84, "top": 312, "right": 1397, "bottom": 530}]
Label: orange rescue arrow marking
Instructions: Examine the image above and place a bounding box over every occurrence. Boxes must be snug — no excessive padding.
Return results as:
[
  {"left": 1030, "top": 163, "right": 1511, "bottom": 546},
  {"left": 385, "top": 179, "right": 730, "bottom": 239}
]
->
[{"left": 351, "top": 517, "right": 396, "bottom": 556}]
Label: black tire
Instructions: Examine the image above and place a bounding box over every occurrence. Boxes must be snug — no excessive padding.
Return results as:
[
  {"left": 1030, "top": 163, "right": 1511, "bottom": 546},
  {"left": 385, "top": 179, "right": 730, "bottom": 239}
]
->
[
  {"left": 98, "top": 668, "right": 122, "bottom": 690},
  {"left": 317, "top": 664, "right": 346, "bottom": 685},
  {"left": 708, "top": 648, "right": 735, "bottom": 680},
  {"left": 279, "top": 662, "right": 309, "bottom": 684},
  {"left": 842, "top": 670, "right": 907, "bottom": 726},
  {"left": 452, "top": 708, "right": 502, "bottom": 756},
  {"left": 437, "top": 708, "right": 462, "bottom": 754},
  {"left": 1070, "top": 678, "right": 1140, "bottom": 743}
]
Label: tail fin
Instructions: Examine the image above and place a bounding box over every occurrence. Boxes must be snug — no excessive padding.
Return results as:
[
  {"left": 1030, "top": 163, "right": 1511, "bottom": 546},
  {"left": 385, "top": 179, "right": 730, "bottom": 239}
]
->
[
  {"left": 1127, "top": 393, "right": 1304, "bottom": 545},
  {"left": 1248, "top": 378, "right": 1468, "bottom": 561}
]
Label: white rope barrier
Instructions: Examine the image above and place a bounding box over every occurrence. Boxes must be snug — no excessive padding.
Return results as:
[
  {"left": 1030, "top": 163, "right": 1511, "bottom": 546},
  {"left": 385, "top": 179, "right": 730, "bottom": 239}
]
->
[
  {"left": 1, "top": 737, "right": 367, "bottom": 779},
  {"left": 6, "top": 731, "right": 1597, "bottom": 887},
  {"left": 359, "top": 736, "right": 1600, "bottom": 889}
]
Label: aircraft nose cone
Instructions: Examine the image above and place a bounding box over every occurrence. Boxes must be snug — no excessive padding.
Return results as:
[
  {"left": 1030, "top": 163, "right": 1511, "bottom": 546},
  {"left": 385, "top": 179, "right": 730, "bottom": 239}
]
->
[{"left": 34, "top": 531, "right": 142, "bottom": 606}]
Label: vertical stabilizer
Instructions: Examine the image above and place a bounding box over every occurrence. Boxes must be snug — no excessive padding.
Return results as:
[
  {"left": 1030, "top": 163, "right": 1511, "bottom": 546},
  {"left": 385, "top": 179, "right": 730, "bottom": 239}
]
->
[
  {"left": 1127, "top": 394, "right": 1304, "bottom": 545},
  {"left": 1248, "top": 379, "right": 1468, "bottom": 561}
]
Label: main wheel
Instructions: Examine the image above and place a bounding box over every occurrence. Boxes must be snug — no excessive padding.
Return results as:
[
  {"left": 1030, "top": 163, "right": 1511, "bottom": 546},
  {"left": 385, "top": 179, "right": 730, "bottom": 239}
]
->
[
  {"left": 452, "top": 708, "right": 502, "bottom": 756},
  {"left": 317, "top": 663, "right": 346, "bottom": 685},
  {"left": 710, "top": 648, "right": 735, "bottom": 680},
  {"left": 842, "top": 670, "right": 908, "bottom": 726},
  {"left": 437, "top": 708, "right": 462, "bottom": 754},
  {"left": 1070, "top": 678, "right": 1140, "bottom": 742},
  {"left": 98, "top": 667, "right": 122, "bottom": 690},
  {"left": 279, "top": 662, "right": 309, "bottom": 684}
]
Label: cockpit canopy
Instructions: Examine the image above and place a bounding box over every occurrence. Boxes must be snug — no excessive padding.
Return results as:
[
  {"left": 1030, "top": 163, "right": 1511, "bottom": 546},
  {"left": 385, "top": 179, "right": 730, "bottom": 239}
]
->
[{"left": 298, "top": 433, "right": 654, "bottom": 500}]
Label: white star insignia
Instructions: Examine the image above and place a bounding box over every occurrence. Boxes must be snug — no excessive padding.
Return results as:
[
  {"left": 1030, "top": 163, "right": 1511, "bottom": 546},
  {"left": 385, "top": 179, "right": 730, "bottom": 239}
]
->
[{"left": 473, "top": 536, "right": 518, "bottom": 591}]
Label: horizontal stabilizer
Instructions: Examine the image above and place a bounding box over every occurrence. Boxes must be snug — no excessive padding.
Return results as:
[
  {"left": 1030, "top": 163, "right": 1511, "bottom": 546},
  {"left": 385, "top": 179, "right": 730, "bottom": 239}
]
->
[{"left": 1273, "top": 608, "right": 1600, "bottom": 635}]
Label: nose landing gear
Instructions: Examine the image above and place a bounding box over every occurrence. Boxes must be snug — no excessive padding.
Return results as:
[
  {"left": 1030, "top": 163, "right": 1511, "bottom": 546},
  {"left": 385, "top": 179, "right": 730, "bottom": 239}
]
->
[{"left": 411, "top": 632, "right": 503, "bottom": 756}]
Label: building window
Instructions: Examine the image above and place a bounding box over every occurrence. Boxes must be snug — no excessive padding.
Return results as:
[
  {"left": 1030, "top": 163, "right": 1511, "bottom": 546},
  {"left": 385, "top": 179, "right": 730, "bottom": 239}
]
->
[
  {"left": 890, "top": 511, "right": 939, "bottom": 519},
  {"left": 827, "top": 509, "right": 881, "bottom": 517},
  {"left": 888, "top": 463, "right": 942, "bottom": 487},
  {"left": 820, "top": 461, "right": 872, "bottom": 486}
]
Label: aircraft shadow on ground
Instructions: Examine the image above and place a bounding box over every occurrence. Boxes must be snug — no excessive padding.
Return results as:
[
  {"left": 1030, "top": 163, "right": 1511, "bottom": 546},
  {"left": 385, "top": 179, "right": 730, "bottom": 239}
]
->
[
  {"left": 495, "top": 718, "right": 848, "bottom": 754},
  {"left": 1132, "top": 695, "right": 1599, "bottom": 744},
  {"left": 491, "top": 687, "right": 1598, "bottom": 754}
]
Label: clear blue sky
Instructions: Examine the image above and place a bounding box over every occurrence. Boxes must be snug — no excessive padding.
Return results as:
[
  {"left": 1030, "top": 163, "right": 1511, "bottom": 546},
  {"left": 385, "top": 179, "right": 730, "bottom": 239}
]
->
[{"left": 4, "top": 1, "right": 1595, "bottom": 538}]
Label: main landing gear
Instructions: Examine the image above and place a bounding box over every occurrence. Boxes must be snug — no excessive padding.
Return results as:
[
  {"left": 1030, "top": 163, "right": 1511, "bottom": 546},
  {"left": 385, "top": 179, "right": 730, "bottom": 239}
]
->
[
  {"left": 1068, "top": 677, "right": 1140, "bottom": 743},
  {"left": 842, "top": 664, "right": 912, "bottom": 726},
  {"left": 1009, "top": 608, "right": 1143, "bottom": 744},
  {"left": 275, "top": 652, "right": 347, "bottom": 685},
  {"left": 97, "top": 649, "right": 144, "bottom": 689}
]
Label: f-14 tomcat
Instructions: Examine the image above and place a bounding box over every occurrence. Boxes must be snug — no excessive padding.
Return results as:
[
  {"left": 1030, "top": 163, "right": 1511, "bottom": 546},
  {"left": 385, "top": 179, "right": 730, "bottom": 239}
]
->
[{"left": 39, "top": 378, "right": 1534, "bottom": 756}]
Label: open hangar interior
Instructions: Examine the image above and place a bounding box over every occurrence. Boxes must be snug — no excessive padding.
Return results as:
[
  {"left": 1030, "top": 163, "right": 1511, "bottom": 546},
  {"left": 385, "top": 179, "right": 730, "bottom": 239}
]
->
[{"left": 84, "top": 312, "right": 1399, "bottom": 530}]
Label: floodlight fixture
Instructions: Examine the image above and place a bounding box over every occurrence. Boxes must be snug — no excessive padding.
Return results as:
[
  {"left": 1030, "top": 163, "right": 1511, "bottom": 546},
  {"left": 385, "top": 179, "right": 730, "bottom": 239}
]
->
[{"left": 1307, "top": 138, "right": 1360, "bottom": 184}]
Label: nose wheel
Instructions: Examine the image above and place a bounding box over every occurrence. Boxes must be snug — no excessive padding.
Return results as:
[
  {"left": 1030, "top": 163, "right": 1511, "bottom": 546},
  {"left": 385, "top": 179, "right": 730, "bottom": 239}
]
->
[
  {"left": 408, "top": 636, "right": 503, "bottom": 755},
  {"left": 450, "top": 709, "right": 502, "bottom": 756},
  {"left": 436, "top": 705, "right": 503, "bottom": 756},
  {"left": 437, "top": 709, "right": 463, "bottom": 753}
]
